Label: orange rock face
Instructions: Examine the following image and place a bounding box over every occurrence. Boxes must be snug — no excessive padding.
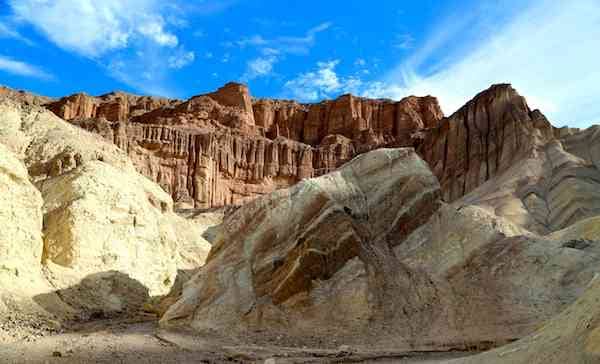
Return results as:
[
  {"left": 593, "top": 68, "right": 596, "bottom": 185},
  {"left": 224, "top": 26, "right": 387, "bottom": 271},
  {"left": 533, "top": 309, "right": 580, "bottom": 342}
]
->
[
  {"left": 417, "top": 84, "right": 555, "bottom": 201},
  {"left": 253, "top": 94, "right": 443, "bottom": 146},
  {"left": 46, "top": 91, "right": 177, "bottom": 122},
  {"left": 49, "top": 83, "right": 444, "bottom": 209},
  {"left": 45, "top": 82, "right": 550, "bottom": 209}
]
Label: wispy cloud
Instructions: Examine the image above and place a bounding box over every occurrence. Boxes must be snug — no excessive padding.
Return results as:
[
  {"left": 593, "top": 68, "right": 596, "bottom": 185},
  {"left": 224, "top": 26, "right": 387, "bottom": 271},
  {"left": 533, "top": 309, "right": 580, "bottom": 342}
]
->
[
  {"left": 168, "top": 50, "right": 195, "bottom": 69},
  {"left": 0, "top": 55, "right": 53, "bottom": 80},
  {"left": 241, "top": 54, "right": 278, "bottom": 81},
  {"left": 0, "top": 22, "right": 34, "bottom": 46},
  {"left": 236, "top": 22, "right": 332, "bottom": 81},
  {"left": 375, "top": 0, "right": 600, "bottom": 127},
  {"left": 354, "top": 58, "right": 366, "bottom": 67},
  {"left": 392, "top": 34, "right": 414, "bottom": 50},
  {"left": 283, "top": 60, "right": 362, "bottom": 101}
]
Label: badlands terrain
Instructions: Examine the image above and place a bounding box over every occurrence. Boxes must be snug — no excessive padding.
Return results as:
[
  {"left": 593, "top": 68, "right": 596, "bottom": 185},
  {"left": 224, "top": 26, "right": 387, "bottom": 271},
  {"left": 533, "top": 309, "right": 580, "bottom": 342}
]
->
[{"left": 0, "top": 82, "right": 600, "bottom": 363}]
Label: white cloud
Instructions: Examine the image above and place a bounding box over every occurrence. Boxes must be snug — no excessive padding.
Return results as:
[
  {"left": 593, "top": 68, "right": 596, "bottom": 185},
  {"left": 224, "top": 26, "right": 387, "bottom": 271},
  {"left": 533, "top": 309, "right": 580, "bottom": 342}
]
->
[
  {"left": 378, "top": 0, "right": 600, "bottom": 127},
  {"left": 8, "top": 0, "right": 198, "bottom": 97},
  {"left": 138, "top": 21, "right": 178, "bottom": 47},
  {"left": 0, "top": 22, "right": 34, "bottom": 46},
  {"left": 242, "top": 56, "right": 277, "bottom": 81},
  {"left": 234, "top": 22, "right": 332, "bottom": 81},
  {"left": 284, "top": 60, "right": 363, "bottom": 101},
  {"left": 9, "top": 0, "right": 178, "bottom": 58},
  {"left": 168, "top": 50, "right": 195, "bottom": 69},
  {"left": 236, "top": 35, "right": 268, "bottom": 48},
  {"left": 0, "top": 55, "right": 53, "bottom": 80},
  {"left": 268, "top": 21, "right": 332, "bottom": 55},
  {"left": 392, "top": 34, "right": 414, "bottom": 50}
]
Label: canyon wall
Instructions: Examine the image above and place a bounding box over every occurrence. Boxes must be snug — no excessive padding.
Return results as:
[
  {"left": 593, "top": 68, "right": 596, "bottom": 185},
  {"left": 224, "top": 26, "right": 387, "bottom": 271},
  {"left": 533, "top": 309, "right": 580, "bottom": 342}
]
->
[
  {"left": 417, "top": 84, "right": 555, "bottom": 201},
  {"left": 44, "top": 82, "right": 554, "bottom": 209},
  {"left": 47, "top": 83, "right": 444, "bottom": 209}
]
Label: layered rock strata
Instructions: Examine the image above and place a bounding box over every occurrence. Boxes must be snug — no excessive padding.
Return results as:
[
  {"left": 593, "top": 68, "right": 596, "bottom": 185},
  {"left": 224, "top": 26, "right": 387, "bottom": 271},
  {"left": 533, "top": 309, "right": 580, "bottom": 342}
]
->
[
  {"left": 45, "top": 83, "right": 446, "bottom": 208},
  {"left": 417, "top": 84, "right": 555, "bottom": 202},
  {"left": 160, "top": 148, "right": 445, "bottom": 346}
]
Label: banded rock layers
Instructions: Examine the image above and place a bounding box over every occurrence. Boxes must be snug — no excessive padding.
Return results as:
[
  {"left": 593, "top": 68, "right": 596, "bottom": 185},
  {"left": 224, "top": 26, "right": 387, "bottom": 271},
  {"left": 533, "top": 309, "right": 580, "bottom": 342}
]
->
[
  {"left": 45, "top": 83, "right": 445, "bottom": 209},
  {"left": 44, "top": 82, "right": 561, "bottom": 211}
]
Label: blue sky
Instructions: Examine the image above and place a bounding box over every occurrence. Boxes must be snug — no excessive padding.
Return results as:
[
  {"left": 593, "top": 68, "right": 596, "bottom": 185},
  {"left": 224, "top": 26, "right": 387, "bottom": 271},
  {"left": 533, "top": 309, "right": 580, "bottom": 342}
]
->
[{"left": 0, "top": 0, "right": 598, "bottom": 127}]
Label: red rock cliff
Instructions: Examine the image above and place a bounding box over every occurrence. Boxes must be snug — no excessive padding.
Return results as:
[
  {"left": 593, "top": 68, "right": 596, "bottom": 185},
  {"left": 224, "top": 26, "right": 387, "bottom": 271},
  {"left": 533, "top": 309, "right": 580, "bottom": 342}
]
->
[
  {"left": 253, "top": 94, "right": 443, "bottom": 146},
  {"left": 50, "top": 83, "right": 443, "bottom": 209},
  {"left": 46, "top": 82, "right": 553, "bottom": 208},
  {"left": 46, "top": 91, "right": 177, "bottom": 122},
  {"left": 417, "top": 84, "right": 554, "bottom": 201}
]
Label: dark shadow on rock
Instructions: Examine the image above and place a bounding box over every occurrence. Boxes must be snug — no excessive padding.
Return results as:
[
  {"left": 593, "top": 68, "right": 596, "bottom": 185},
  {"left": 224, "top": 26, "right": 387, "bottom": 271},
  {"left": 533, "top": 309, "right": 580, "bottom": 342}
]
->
[
  {"left": 201, "top": 226, "right": 220, "bottom": 244},
  {"left": 32, "top": 269, "right": 204, "bottom": 335},
  {"left": 33, "top": 270, "right": 150, "bottom": 327}
]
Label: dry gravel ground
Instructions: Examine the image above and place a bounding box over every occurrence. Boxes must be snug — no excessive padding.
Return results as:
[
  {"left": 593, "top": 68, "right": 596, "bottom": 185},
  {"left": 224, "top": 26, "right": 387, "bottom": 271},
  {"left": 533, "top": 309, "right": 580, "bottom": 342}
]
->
[{"left": 0, "top": 318, "right": 475, "bottom": 364}]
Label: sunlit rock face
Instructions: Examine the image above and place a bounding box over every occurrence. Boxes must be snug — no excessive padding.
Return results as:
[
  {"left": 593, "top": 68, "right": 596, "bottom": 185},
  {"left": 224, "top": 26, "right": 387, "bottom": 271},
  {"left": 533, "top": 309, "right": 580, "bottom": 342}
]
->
[
  {"left": 0, "top": 97, "right": 213, "bottom": 342},
  {"left": 160, "top": 148, "right": 447, "bottom": 348},
  {"left": 45, "top": 82, "right": 561, "bottom": 213},
  {"left": 159, "top": 143, "right": 600, "bottom": 351},
  {"left": 3, "top": 82, "right": 600, "bottom": 358},
  {"left": 46, "top": 82, "right": 444, "bottom": 209}
]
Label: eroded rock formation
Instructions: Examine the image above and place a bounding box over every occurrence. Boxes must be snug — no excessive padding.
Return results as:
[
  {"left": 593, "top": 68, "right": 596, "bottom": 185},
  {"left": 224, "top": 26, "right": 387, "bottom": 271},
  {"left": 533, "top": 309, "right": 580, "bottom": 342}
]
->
[
  {"left": 160, "top": 145, "right": 600, "bottom": 351},
  {"left": 44, "top": 82, "right": 564, "bottom": 212},
  {"left": 2, "top": 81, "right": 600, "bottom": 361},
  {"left": 160, "top": 148, "right": 446, "bottom": 347},
  {"left": 417, "top": 84, "right": 555, "bottom": 201},
  {"left": 45, "top": 83, "right": 444, "bottom": 209},
  {"left": 0, "top": 86, "right": 52, "bottom": 105},
  {"left": 46, "top": 91, "right": 176, "bottom": 123}
]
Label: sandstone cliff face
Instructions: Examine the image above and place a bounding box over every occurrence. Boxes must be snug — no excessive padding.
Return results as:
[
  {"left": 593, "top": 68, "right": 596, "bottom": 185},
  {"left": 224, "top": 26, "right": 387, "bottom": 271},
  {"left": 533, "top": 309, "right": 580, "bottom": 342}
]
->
[
  {"left": 47, "top": 82, "right": 562, "bottom": 211},
  {"left": 46, "top": 91, "right": 177, "bottom": 122},
  {"left": 0, "top": 98, "right": 213, "bottom": 340},
  {"left": 418, "top": 84, "right": 555, "bottom": 202},
  {"left": 48, "top": 84, "right": 443, "bottom": 209},
  {"left": 253, "top": 94, "right": 443, "bottom": 146},
  {"left": 0, "top": 143, "right": 47, "bottom": 294},
  {"left": 0, "top": 143, "right": 58, "bottom": 343}
]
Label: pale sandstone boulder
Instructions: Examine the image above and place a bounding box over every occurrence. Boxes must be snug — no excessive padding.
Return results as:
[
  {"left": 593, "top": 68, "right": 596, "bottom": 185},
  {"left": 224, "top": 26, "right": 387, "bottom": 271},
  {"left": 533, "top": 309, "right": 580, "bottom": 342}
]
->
[
  {"left": 160, "top": 148, "right": 444, "bottom": 347},
  {"left": 40, "top": 160, "right": 211, "bottom": 306},
  {"left": 395, "top": 204, "right": 600, "bottom": 348},
  {"left": 0, "top": 143, "right": 58, "bottom": 342},
  {"left": 0, "top": 98, "right": 212, "bottom": 318},
  {"left": 450, "top": 233, "right": 600, "bottom": 364}
]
